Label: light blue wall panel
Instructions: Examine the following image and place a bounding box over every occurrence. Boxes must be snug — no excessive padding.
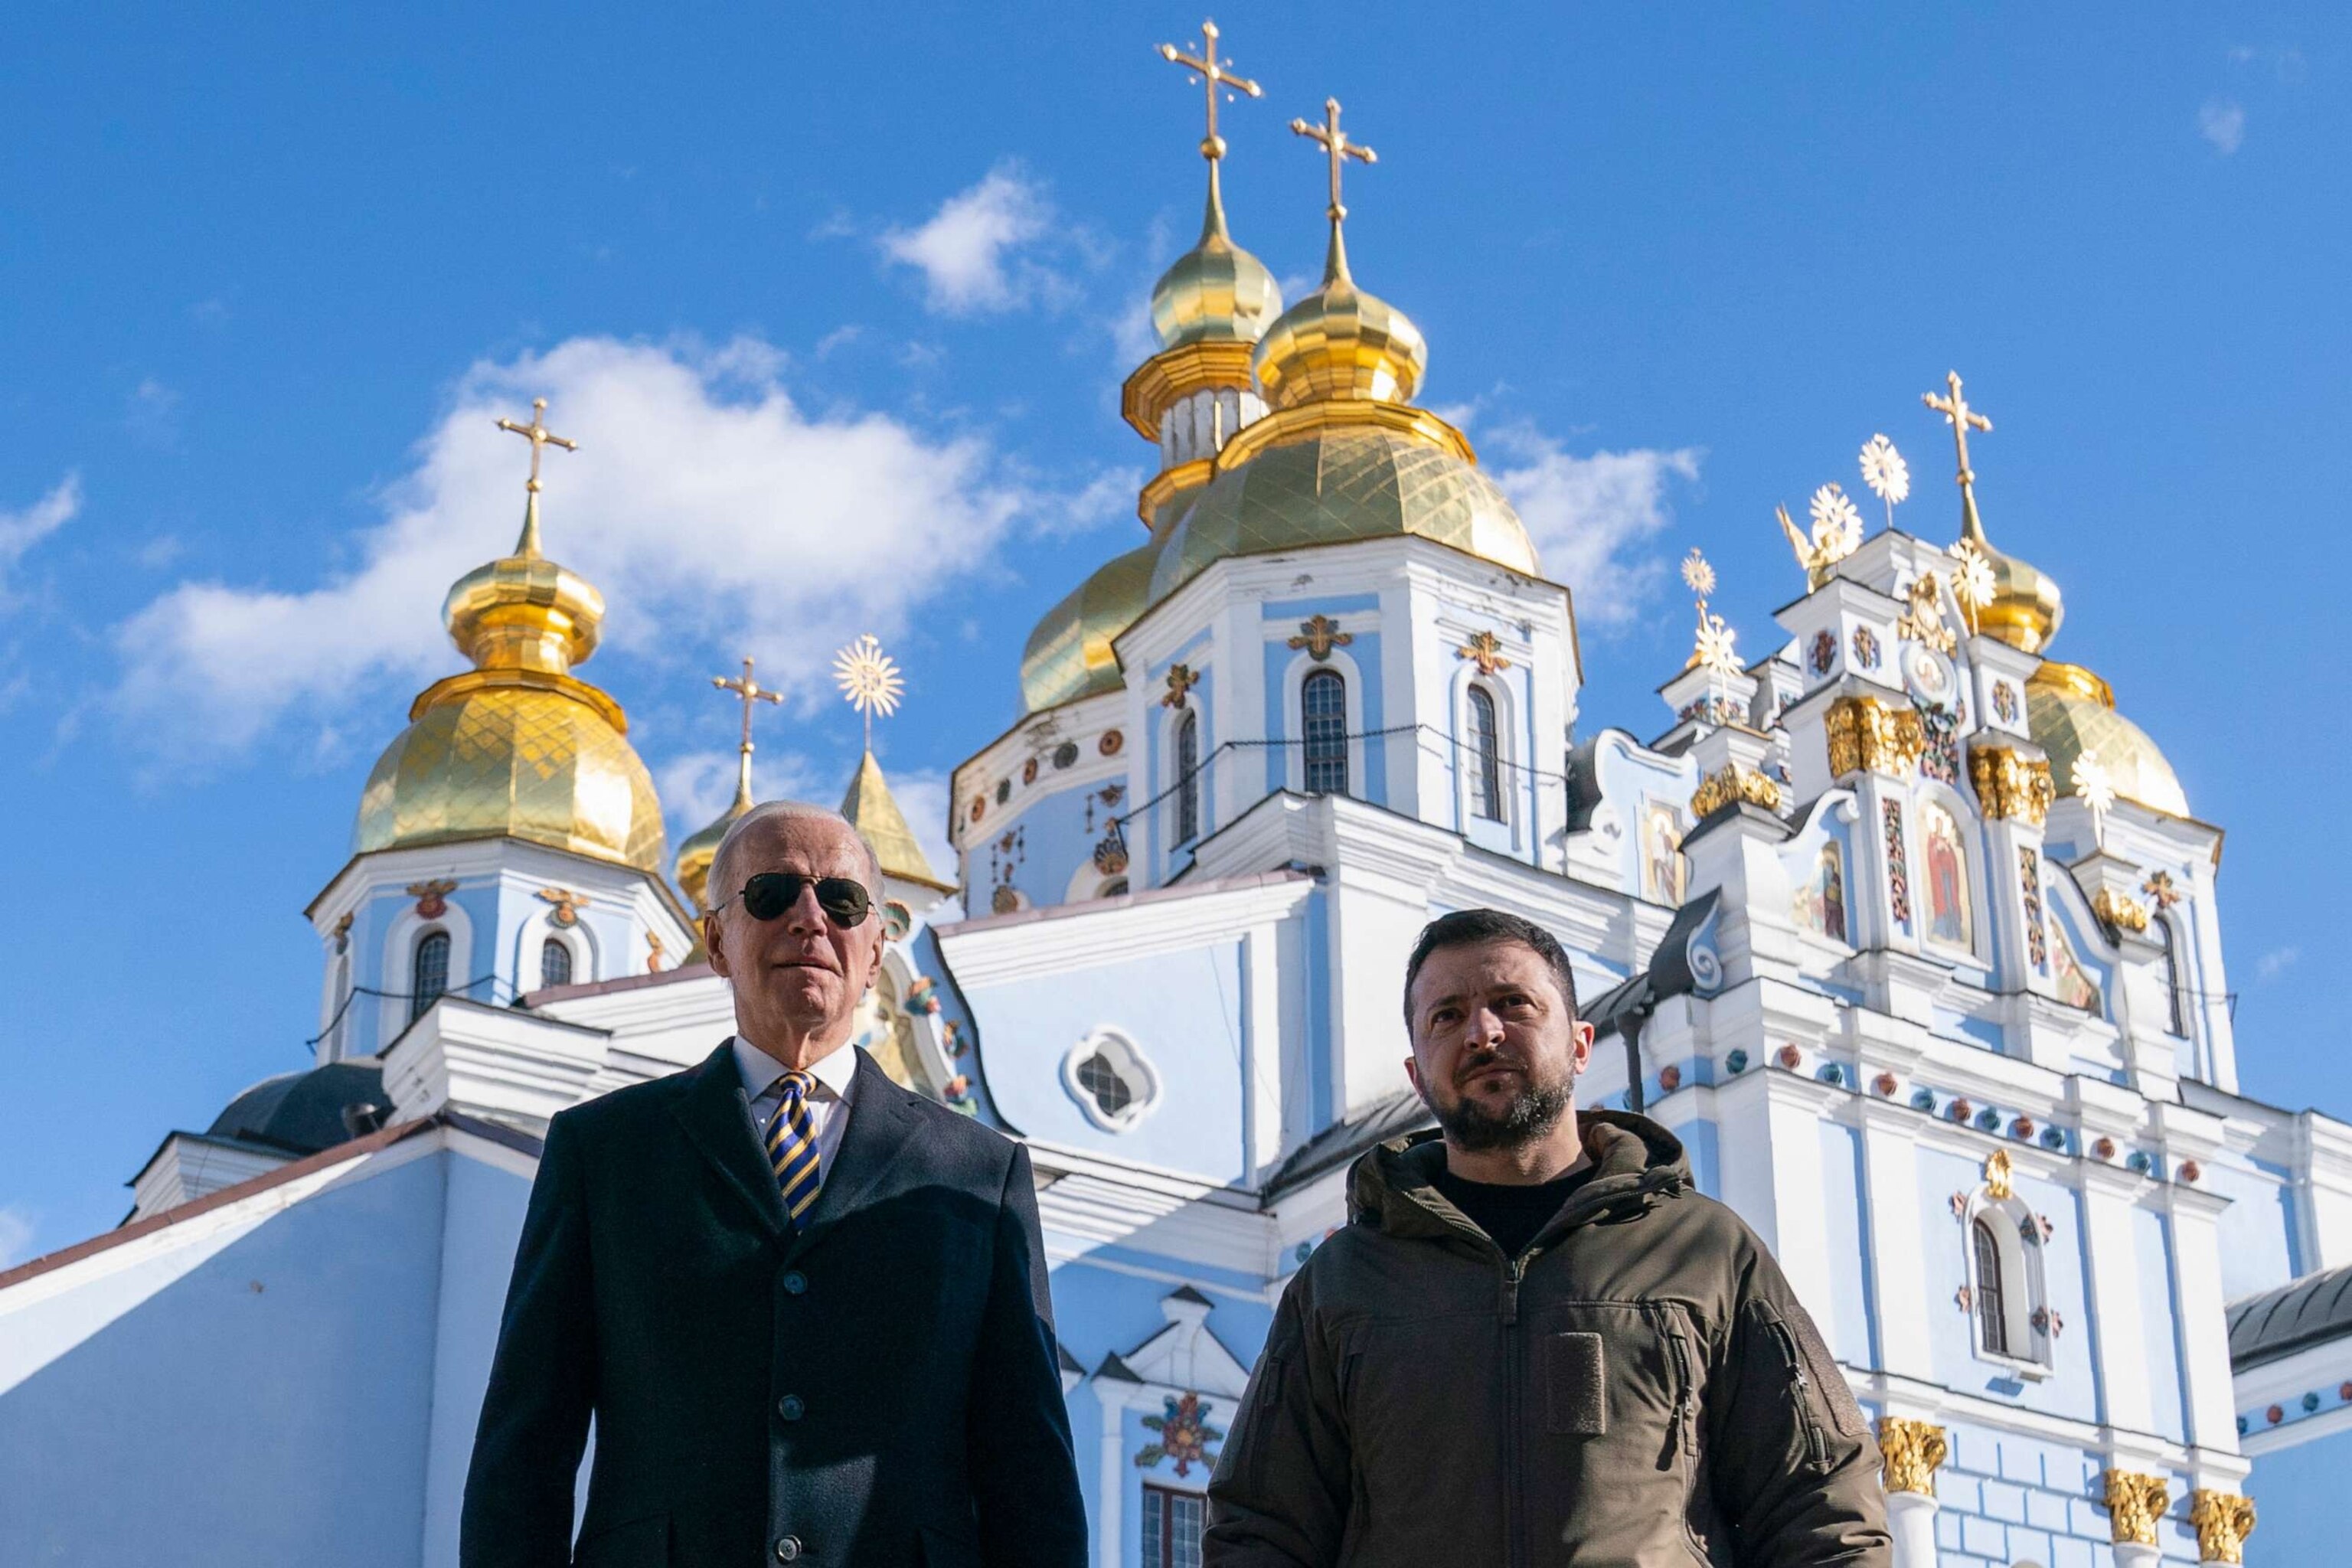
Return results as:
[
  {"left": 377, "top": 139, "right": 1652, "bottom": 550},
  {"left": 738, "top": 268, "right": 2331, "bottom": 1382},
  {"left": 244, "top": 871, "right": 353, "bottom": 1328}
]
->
[
  {"left": 2247, "top": 1424, "right": 2352, "bottom": 1566},
  {"left": 1817, "top": 1122, "right": 1877, "bottom": 1367}
]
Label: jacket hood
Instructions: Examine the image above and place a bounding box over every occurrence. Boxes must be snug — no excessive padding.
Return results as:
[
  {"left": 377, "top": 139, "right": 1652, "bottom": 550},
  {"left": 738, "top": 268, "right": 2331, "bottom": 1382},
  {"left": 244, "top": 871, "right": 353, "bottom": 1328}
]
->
[{"left": 1347, "top": 1109, "right": 1693, "bottom": 1239}]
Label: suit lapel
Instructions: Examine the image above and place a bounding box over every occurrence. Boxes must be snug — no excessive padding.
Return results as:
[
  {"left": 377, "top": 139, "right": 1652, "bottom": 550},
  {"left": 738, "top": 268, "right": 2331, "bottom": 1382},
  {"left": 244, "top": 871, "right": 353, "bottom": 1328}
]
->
[
  {"left": 668, "top": 1040, "right": 792, "bottom": 1243},
  {"left": 782, "top": 1048, "right": 922, "bottom": 1265}
]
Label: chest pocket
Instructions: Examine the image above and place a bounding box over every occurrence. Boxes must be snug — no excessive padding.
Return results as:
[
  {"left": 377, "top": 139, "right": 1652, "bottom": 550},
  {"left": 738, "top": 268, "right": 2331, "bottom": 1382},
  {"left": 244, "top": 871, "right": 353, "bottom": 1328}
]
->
[{"left": 1536, "top": 1302, "right": 1701, "bottom": 1465}]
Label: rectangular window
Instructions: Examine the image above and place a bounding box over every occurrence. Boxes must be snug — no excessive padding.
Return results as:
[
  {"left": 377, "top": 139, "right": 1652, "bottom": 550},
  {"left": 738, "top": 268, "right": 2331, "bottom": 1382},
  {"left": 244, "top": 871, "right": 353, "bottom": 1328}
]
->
[
  {"left": 1302, "top": 670, "right": 1348, "bottom": 796},
  {"left": 1142, "top": 1485, "right": 1205, "bottom": 1568}
]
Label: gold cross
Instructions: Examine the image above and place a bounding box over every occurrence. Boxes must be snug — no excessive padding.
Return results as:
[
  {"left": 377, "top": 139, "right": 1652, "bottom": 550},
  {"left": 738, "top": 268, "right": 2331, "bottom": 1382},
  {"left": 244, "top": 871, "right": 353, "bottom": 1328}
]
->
[
  {"left": 1291, "top": 97, "right": 1377, "bottom": 222},
  {"left": 495, "top": 397, "right": 579, "bottom": 495},
  {"left": 1158, "top": 19, "right": 1261, "bottom": 162},
  {"left": 1161, "top": 662, "right": 1200, "bottom": 709},
  {"left": 713, "top": 655, "right": 784, "bottom": 760},
  {"left": 1456, "top": 631, "right": 1512, "bottom": 676},
  {"left": 1921, "top": 371, "right": 1991, "bottom": 491},
  {"left": 1286, "top": 614, "right": 1352, "bottom": 661}
]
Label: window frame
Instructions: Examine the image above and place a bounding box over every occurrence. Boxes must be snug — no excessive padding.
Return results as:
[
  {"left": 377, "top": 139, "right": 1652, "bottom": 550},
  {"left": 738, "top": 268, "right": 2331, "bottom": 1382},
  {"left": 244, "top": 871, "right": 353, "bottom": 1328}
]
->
[
  {"left": 1300, "top": 667, "right": 1349, "bottom": 796},
  {"left": 410, "top": 930, "right": 451, "bottom": 1023},
  {"left": 1140, "top": 1481, "right": 1206, "bottom": 1568},
  {"left": 1467, "top": 682, "right": 1503, "bottom": 822}
]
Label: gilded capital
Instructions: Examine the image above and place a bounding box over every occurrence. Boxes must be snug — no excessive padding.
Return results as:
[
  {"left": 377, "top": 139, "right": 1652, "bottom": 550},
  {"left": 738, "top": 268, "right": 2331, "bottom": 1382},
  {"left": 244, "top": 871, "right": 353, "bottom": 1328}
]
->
[
  {"left": 2189, "top": 1489, "right": 2256, "bottom": 1565},
  {"left": 2103, "top": 1468, "right": 2171, "bottom": 1546},
  {"left": 1877, "top": 1416, "right": 1948, "bottom": 1495},
  {"left": 1690, "top": 763, "right": 1783, "bottom": 821},
  {"left": 1824, "top": 694, "right": 1926, "bottom": 780},
  {"left": 1967, "top": 743, "right": 2056, "bottom": 825},
  {"left": 2092, "top": 887, "right": 2151, "bottom": 934}
]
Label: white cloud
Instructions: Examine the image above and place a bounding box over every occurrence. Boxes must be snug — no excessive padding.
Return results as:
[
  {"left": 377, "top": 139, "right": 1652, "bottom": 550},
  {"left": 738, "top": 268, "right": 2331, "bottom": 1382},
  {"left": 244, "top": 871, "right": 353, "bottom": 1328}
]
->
[
  {"left": 1031, "top": 466, "right": 1145, "bottom": 538},
  {"left": 0, "top": 1204, "right": 34, "bottom": 1269},
  {"left": 2256, "top": 946, "right": 2300, "bottom": 982},
  {"left": 0, "top": 474, "right": 80, "bottom": 602},
  {"left": 112, "top": 335, "right": 1117, "bottom": 758},
  {"left": 126, "top": 377, "right": 182, "bottom": 449},
  {"left": 2200, "top": 99, "right": 2246, "bottom": 155},
  {"left": 1482, "top": 428, "right": 1704, "bottom": 630},
  {"left": 881, "top": 165, "right": 1059, "bottom": 315},
  {"left": 887, "top": 767, "right": 959, "bottom": 887}
]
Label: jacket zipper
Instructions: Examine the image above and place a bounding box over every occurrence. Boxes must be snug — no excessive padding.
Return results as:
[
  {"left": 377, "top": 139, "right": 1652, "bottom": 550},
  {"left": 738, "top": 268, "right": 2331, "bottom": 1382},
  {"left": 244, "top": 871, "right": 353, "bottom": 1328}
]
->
[
  {"left": 1658, "top": 1308, "right": 1695, "bottom": 1463},
  {"left": 1502, "top": 1254, "right": 1527, "bottom": 1568},
  {"left": 1764, "top": 1316, "right": 1829, "bottom": 1470}
]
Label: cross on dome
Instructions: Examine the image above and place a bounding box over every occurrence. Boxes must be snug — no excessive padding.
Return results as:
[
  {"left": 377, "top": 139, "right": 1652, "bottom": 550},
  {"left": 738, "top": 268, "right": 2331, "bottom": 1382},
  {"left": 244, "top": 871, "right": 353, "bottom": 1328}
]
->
[
  {"left": 1158, "top": 19, "right": 1261, "bottom": 163},
  {"left": 494, "top": 397, "right": 579, "bottom": 557}
]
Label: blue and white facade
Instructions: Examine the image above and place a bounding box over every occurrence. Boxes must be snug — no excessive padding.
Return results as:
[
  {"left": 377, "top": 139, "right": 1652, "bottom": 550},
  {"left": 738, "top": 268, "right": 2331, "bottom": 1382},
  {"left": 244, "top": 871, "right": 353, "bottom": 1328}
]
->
[{"left": 5, "top": 149, "right": 2350, "bottom": 1568}]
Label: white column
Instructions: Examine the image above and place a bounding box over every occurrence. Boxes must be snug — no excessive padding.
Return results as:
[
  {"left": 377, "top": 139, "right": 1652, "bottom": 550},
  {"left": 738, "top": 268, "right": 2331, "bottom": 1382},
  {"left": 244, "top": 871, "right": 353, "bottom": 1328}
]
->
[
  {"left": 2078, "top": 1166, "right": 2154, "bottom": 1435},
  {"left": 1886, "top": 1492, "right": 1939, "bottom": 1568},
  {"left": 1093, "top": 1383, "right": 1127, "bottom": 1568},
  {"left": 1857, "top": 1105, "right": 1934, "bottom": 1381}
]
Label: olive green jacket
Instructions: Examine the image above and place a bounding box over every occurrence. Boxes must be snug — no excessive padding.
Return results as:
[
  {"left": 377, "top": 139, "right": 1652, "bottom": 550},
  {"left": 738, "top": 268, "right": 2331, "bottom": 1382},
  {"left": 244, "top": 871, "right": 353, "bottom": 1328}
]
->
[{"left": 1204, "top": 1113, "right": 1890, "bottom": 1568}]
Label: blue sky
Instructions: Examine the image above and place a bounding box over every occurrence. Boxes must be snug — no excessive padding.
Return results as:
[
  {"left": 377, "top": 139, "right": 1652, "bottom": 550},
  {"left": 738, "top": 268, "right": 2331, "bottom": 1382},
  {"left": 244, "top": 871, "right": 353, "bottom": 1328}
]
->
[{"left": 1, "top": 0, "right": 2344, "bottom": 1304}]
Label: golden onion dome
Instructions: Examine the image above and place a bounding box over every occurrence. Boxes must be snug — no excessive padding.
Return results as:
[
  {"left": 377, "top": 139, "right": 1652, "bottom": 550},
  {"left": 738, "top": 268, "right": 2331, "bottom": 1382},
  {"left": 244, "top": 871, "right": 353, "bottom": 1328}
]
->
[
  {"left": 1148, "top": 425, "right": 1535, "bottom": 603},
  {"left": 354, "top": 488, "right": 667, "bottom": 874},
  {"left": 1960, "top": 492, "right": 2065, "bottom": 655},
  {"left": 2027, "top": 661, "right": 2189, "bottom": 818},
  {"left": 1252, "top": 227, "right": 1427, "bottom": 410},
  {"left": 675, "top": 762, "right": 753, "bottom": 913},
  {"left": 1020, "top": 541, "right": 1158, "bottom": 714},
  {"left": 1152, "top": 167, "right": 1282, "bottom": 350}
]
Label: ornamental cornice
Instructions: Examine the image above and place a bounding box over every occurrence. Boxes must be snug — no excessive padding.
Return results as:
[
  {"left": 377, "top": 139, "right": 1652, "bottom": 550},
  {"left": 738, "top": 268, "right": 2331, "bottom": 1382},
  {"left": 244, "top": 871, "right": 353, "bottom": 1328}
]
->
[
  {"left": 2189, "top": 1489, "right": 2256, "bottom": 1564},
  {"left": 1877, "top": 1416, "right": 1948, "bottom": 1495},
  {"left": 1690, "top": 763, "right": 1784, "bottom": 821},
  {"left": 1968, "top": 742, "right": 2056, "bottom": 825},
  {"left": 1211, "top": 395, "right": 1477, "bottom": 472},
  {"left": 1120, "top": 340, "right": 1257, "bottom": 441},
  {"left": 2102, "top": 1468, "right": 2170, "bottom": 1546},
  {"left": 1136, "top": 458, "right": 1217, "bottom": 527},
  {"left": 1824, "top": 693, "right": 1926, "bottom": 780}
]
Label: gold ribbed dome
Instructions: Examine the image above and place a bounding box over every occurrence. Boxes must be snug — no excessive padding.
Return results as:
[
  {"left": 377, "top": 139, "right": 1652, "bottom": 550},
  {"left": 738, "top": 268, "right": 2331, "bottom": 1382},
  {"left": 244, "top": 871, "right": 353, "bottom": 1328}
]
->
[
  {"left": 355, "top": 484, "right": 666, "bottom": 874},
  {"left": 1961, "top": 492, "right": 2064, "bottom": 655},
  {"left": 2027, "top": 662, "right": 2187, "bottom": 818},
  {"left": 675, "top": 766, "right": 751, "bottom": 913},
  {"left": 1152, "top": 168, "right": 1282, "bottom": 350},
  {"left": 1252, "top": 227, "right": 1426, "bottom": 410},
  {"left": 1149, "top": 426, "right": 1536, "bottom": 603},
  {"left": 1021, "top": 542, "right": 1158, "bottom": 714}
]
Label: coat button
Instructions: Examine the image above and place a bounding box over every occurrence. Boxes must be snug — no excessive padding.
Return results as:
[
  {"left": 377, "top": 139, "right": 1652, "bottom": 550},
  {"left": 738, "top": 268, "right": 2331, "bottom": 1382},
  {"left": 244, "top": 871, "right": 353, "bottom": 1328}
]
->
[
  {"left": 782, "top": 1270, "right": 808, "bottom": 1295},
  {"left": 776, "top": 1537, "right": 802, "bottom": 1562},
  {"left": 778, "top": 1394, "right": 805, "bottom": 1421}
]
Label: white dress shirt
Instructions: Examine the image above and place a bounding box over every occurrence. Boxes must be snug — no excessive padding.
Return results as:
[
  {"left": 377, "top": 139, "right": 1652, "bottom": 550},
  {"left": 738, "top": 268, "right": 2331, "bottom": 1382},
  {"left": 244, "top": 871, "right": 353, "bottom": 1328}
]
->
[{"left": 733, "top": 1035, "right": 861, "bottom": 1174}]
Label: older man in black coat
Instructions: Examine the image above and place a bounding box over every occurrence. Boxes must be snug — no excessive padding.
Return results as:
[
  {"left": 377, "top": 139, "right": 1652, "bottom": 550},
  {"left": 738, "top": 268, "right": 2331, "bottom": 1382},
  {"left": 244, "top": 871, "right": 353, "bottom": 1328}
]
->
[{"left": 462, "top": 802, "right": 1086, "bottom": 1568}]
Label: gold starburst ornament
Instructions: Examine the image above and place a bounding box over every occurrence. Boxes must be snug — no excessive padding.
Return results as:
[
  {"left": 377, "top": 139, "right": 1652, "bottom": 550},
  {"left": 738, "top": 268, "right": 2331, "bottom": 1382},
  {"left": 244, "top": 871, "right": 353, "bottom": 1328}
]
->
[
  {"left": 1947, "top": 538, "right": 1998, "bottom": 635},
  {"left": 834, "top": 634, "right": 904, "bottom": 750},
  {"left": 1680, "top": 548, "right": 1717, "bottom": 599},
  {"left": 2074, "top": 748, "right": 2117, "bottom": 848},
  {"left": 1859, "top": 434, "right": 1909, "bottom": 529},
  {"left": 1808, "top": 483, "right": 1864, "bottom": 559}
]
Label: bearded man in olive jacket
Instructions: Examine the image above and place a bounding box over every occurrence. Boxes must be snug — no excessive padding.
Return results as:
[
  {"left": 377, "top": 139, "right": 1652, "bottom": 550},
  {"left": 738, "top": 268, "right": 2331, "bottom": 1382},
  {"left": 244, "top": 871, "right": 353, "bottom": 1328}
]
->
[{"left": 1205, "top": 909, "right": 1890, "bottom": 1568}]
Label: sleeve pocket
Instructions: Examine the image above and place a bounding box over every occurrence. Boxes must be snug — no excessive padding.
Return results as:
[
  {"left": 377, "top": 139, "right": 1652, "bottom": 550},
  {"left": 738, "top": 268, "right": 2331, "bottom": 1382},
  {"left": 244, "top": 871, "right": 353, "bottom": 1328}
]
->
[{"left": 1544, "top": 1330, "right": 1607, "bottom": 1436}]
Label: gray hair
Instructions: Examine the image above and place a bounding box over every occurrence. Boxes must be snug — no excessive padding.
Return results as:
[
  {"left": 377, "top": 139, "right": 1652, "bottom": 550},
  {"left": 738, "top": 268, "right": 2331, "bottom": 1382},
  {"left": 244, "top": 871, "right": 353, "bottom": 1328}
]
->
[{"left": 706, "top": 799, "right": 884, "bottom": 916}]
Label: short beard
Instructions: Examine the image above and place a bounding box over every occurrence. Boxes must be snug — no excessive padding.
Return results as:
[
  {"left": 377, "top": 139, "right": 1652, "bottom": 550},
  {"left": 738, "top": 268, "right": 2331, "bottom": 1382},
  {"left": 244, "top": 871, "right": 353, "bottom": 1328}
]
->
[{"left": 1423, "top": 1067, "right": 1575, "bottom": 1154}]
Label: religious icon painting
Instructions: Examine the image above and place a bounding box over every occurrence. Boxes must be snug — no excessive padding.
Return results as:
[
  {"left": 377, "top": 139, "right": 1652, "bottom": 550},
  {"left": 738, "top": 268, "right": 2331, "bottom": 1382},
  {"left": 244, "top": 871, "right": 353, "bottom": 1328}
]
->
[
  {"left": 1902, "top": 641, "right": 1953, "bottom": 704},
  {"left": 1792, "top": 840, "right": 1849, "bottom": 943},
  {"left": 2050, "top": 920, "right": 2103, "bottom": 1014},
  {"left": 1921, "top": 801, "right": 1972, "bottom": 950},
  {"left": 1642, "top": 802, "right": 1686, "bottom": 904},
  {"left": 1808, "top": 629, "right": 1837, "bottom": 677},
  {"left": 1851, "top": 626, "right": 1883, "bottom": 671},
  {"left": 1991, "top": 681, "right": 2020, "bottom": 727}
]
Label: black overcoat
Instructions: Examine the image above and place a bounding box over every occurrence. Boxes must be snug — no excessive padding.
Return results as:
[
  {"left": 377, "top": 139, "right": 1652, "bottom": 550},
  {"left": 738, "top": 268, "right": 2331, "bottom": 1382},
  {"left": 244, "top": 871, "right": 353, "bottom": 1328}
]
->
[{"left": 461, "top": 1041, "right": 1088, "bottom": 1568}]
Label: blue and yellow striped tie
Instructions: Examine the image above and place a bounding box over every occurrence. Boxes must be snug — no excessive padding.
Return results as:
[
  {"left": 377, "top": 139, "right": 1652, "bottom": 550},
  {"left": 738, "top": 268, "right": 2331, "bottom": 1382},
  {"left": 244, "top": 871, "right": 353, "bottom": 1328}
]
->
[{"left": 764, "top": 1071, "right": 822, "bottom": 1225}]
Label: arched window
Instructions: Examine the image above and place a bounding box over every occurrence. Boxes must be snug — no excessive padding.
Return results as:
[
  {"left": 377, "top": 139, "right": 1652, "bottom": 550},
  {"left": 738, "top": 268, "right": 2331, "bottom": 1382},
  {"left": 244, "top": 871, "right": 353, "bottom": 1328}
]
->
[
  {"left": 2156, "top": 918, "right": 2187, "bottom": 1037},
  {"left": 541, "top": 937, "right": 573, "bottom": 990},
  {"left": 410, "top": 931, "right": 450, "bottom": 1022},
  {"left": 1468, "top": 684, "right": 1503, "bottom": 820},
  {"left": 1174, "top": 711, "right": 1200, "bottom": 844},
  {"left": 1302, "top": 669, "right": 1348, "bottom": 795},
  {"left": 1971, "top": 1217, "right": 2009, "bottom": 1356}
]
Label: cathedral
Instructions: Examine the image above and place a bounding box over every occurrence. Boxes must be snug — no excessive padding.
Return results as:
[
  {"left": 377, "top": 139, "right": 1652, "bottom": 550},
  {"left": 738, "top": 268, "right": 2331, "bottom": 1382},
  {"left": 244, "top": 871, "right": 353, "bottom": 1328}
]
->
[{"left": 2, "top": 24, "right": 2346, "bottom": 1568}]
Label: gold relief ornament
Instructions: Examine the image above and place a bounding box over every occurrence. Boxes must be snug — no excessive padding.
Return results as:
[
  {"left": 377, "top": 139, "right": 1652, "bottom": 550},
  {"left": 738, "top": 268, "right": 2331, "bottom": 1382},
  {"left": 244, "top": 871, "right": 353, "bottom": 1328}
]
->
[
  {"left": 2102, "top": 1469, "right": 2171, "bottom": 1547},
  {"left": 1456, "top": 631, "right": 1512, "bottom": 676},
  {"left": 1681, "top": 550, "right": 1741, "bottom": 678},
  {"left": 1896, "top": 571, "right": 1958, "bottom": 656},
  {"left": 1824, "top": 694, "right": 1926, "bottom": 779},
  {"left": 2092, "top": 887, "right": 2151, "bottom": 934},
  {"left": 1778, "top": 486, "right": 1863, "bottom": 588},
  {"left": 2189, "top": 1489, "right": 2256, "bottom": 1566},
  {"left": 833, "top": 635, "right": 904, "bottom": 753},
  {"left": 407, "top": 879, "right": 459, "bottom": 920},
  {"left": 2074, "top": 748, "right": 2118, "bottom": 850},
  {"left": 1859, "top": 435, "right": 1909, "bottom": 532},
  {"left": 2142, "top": 869, "right": 2183, "bottom": 908},
  {"left": 537, "top": 887, "right": 592, "bottom": 928},
  {"left": 1286, "top": 614, "right": 1352, "bottom": 662},
  {"left": 1983, "top": 1148, "right": 2014, "bottom": 1200},
  {"left": 1161, "top": 662, "right": 1200, "bottom": 709},
  {"left": 1690, "top": 763, "right": 1783, "bottom": 820},
  {"left": 1876, "top": 1416, "right": 1948, "bottom": 1496},
  {"left": 645, "top": 930, "right": 666, "bottom": 972},
  {"left": 1966, "top": 744, "right": 2056, "bottom": 825}
]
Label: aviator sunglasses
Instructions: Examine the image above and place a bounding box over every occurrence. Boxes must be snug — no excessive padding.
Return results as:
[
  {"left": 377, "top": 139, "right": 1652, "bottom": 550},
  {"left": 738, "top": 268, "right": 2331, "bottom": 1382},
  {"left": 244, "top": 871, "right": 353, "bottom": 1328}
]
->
[{"left": 715, "top": 872, "right": 874, "bottom": 927}]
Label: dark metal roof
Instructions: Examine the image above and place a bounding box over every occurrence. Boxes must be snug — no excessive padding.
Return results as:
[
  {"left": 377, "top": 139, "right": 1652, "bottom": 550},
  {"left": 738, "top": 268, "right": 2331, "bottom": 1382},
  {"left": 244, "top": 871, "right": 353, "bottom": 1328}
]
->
[
  {"left": 206, "top": 1061, "right": 389, "bottom": 1155},
  {"left": 1263, "top": 1089, "right": 1432, "bottom": 1198},
  {"left": 1586, "top": 889, "right": 1723, "bottom": 1042},
  {"left": 2229, "top": 1263, "right": 2352, "bottom": 1370}
]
